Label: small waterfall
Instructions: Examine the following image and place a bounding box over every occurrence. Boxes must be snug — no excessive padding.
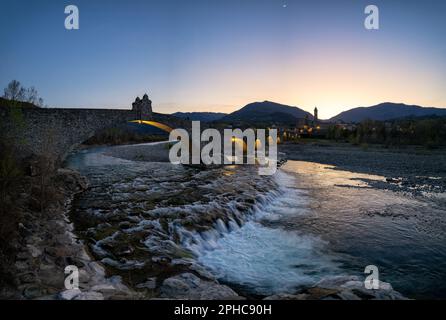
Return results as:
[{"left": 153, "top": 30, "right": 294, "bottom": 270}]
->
[
  {"left": 174, "top": 179, "right": 287, "bottom": 256},
  {"left": 172, "top": 170, "right": 339, "bottom": 295}
]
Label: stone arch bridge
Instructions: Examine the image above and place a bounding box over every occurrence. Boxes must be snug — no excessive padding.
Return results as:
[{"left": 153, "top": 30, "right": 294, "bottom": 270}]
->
[{"left": 0, "top": 104, "right": 191, "bottom": 161}]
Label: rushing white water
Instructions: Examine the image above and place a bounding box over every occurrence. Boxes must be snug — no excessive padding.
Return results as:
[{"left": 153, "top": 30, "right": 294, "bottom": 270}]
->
[
  {"left": 191, "top": 170, "right": 339, "bottom": 295},
  {"left": 197, "top": 221, "right": 338, "bottom": 295}
]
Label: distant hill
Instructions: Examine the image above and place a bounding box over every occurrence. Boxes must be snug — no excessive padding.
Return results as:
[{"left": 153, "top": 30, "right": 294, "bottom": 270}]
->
[
  {"left": 0, "top": 97, "right": 40, "bottom": 108},
  {"left": 330, "top": 102, "right": 446, "bottom": 123},
  {"left": 220, "top": 101, "right": 313, "bottom": 125},
  {"left": 172, "top": 112, "right": 227, "bottom": 122}
]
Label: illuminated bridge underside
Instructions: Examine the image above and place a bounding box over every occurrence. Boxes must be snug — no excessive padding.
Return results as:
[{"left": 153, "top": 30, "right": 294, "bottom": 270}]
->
[{"left": 131, "top": 120, "right": 174, "bottom": 133}]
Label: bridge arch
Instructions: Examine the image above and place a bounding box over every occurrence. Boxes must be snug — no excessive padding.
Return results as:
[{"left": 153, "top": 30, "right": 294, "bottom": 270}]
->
[{"left": 0, "top": 106, "right": 191, "bottom": 162}]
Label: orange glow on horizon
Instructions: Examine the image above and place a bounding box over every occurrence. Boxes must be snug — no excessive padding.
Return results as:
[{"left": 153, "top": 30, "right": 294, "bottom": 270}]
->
[{"left": 156, "top": 39, "right": 446, "bottom": 119}]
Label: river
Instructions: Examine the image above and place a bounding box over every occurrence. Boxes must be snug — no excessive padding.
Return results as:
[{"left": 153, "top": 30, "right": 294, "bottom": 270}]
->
[{"left": 65, "top": 142, "right": 446, "bottom": 299}]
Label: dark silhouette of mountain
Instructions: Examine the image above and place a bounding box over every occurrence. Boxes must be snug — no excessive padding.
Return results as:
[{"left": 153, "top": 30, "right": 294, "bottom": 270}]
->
[
  {"left": 221, "top": 101, "right": 313, "bottom": 124},
  {"left": 330, "top": 102, "right": 446, "bottom": 123},
  {"left": 172, "top": 112, "right": 227, "bottom": 122}
]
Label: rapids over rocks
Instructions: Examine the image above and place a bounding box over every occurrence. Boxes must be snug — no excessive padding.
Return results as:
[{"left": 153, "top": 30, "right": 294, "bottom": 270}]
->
[{"left": 65, "top": 142, "right": 446, "bottom": 299}]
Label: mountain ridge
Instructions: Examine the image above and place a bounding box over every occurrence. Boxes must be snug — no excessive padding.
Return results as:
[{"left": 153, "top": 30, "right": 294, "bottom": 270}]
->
[
  {"left": 330, "top": 102, "right": 446, "bottom": 123},
  {"left": 171, "top": 101, "right": 446, "bottom": 125},
  {"left": 220, "top": 100, "right": 313, "bottom": 124}
]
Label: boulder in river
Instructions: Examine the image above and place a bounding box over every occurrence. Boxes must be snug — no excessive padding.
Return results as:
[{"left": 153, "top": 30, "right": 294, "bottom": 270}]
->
[
  {"left": 264, "top": 275, "right": 407, "bottom": 300},
  {"left": 159, "top": 273, "right": 242, "bottom": 300}
]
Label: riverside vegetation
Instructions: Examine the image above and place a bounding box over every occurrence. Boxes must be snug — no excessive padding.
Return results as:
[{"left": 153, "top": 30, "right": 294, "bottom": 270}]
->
[{"left": 327, "top": 117, "right": 446, "bottom": 149}]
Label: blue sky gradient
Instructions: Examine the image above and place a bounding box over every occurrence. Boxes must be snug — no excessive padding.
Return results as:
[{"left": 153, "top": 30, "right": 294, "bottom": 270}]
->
[{"left": 1, "top": 0, "right": 445, "bottom": 118}]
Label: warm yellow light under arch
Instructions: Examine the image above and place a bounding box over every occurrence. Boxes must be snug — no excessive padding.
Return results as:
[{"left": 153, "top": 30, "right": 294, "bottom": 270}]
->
[{"left": 130, "top": 120, "right": 174, "bottom": 133}]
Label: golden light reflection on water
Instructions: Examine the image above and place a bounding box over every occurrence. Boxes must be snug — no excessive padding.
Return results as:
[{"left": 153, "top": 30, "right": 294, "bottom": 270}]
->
[
  {"left": 223, "top": 165, "right": 238, "bottom": 175},
  {"left": 277, "top": 160, "right": 424, "bottom": 223},
  {"left": 281, "top": 161, "right": 386, "bottom": 189}
]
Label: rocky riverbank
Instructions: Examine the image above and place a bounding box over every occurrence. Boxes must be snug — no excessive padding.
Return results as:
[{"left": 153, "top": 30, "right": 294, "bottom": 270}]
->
[
  {"left": 280, "top": 142, "right": 446, "bottom": 196},
  {"left": 1, "top": 167, "right": 140, "bottom": 300}
]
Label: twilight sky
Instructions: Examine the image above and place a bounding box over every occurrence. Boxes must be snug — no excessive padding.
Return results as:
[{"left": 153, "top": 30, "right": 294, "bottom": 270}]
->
[{"left": 1, "top": 0, "right": 445, "bottom": 119}]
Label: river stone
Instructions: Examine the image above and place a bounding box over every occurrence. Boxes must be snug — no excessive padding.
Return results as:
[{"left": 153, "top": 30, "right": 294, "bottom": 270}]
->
[
  {"left": 118, "top": 221, "right": 132, "bottom": 230},
  {"left": 18, "top": 272, "right": 36, "bottom": 284},
  {"left": 16, "top": 251, "right": 29, "bottom": 260},
  {"left": 86, "top": 262, "right": 106, "bottom": 278},
  {"left": 136, "top": 277, "right": 157, "bottom": 290},
  {"left": 107, "top": 276, "right": 132, "bottom": 293},
  {"left": 23, "top": 285, "right": 45, "bottom": 299},
  {"left": 264, "top": 293, "right": 307, "bottom": 300},
  {"left": 263, "top": 276, "right": 407, "bottom": 300},
  {"left": 315, "top": 275, "right": 360, "bottom": 289},
  {"left": 188, "top": 264, "right": 216, "bottom": 281},
  {"left": 56, "top": 168, "right": 89, "bottom": 192},
  {"left": 15, "top": 261, "right": 29, "bottom": 270},
  {"left": 78, "top": 269, "right": 91, "bottom": 283},
  {"left": 59, "top": 289, "right": 82, "bottom": 300},
  {"left": 335, "top": 290, "right": 362, "bottom": 300},
  {"left": 74, "top": 291, "right": 104, "bottom": 300},
  {"left": 90, "top": 284, "right": 119, "bottom": 294},
  {"left": 26, "top": 244, "right": 42, "bottom": 258},
  {"left": 159, "top": 273, "right": 239, "bottom": 300},
  {"left": 314, "top": 275, "right": 406, "bottom": 300}
]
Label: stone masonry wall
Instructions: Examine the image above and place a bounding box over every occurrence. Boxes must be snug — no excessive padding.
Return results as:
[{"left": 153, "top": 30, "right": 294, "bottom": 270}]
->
[{"left": 0, "top": 106, "right": 190, "bottom": 161}]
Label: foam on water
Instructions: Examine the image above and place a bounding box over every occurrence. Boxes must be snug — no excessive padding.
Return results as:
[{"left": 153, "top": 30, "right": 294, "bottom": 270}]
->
[
  {"left": 198, "top": 221, "right": 337, "bottom": 295},
  {"left": 191, "top": 170, "right": 339, "bottom": 295}
]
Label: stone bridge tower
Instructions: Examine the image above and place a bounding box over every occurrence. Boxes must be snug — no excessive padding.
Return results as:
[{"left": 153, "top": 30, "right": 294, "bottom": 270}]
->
[
  {"left": 132, "top": 93, "right": 153, "bottom": 120},
  {"left": 313, "top": 107, "right": 318, "bottom": 127}
]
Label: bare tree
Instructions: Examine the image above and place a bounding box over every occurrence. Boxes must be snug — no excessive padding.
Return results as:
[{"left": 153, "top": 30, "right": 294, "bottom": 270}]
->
[
  {"left": 3, "top": 80, "right": 45, "bottom": 107},
  {"left": 27, "top": 87, "right": 44, "bottom": 107},
  {"left": 25, "top": 86, "right": 39, "bottom": 104},
  {"left": 3, "top": 80, "right": 25, "bottom": 102}
]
